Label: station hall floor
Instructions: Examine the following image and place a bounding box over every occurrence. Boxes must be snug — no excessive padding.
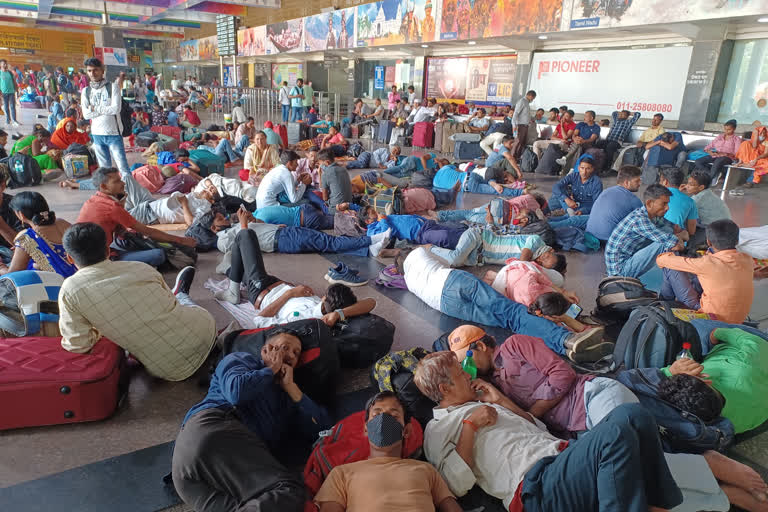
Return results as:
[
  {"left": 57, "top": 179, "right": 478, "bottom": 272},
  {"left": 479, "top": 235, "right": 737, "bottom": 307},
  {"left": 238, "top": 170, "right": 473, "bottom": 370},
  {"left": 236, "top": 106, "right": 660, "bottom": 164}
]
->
[{"left": 1, "top": 107, "right": 767, "bottom": 512}]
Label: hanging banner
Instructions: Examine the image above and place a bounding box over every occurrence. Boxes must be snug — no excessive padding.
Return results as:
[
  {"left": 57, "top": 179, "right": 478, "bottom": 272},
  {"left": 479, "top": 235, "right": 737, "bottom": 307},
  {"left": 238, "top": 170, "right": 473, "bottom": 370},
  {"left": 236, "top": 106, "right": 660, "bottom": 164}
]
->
[
  {"left": 356, "top": 0, "right": 435, "bottom": 47},
  {"left": 528, "top": 47, "right": 693, "bottom": 118},
  {"left": 198, "top": 36, "right": 219, "bottom": 60},
  {"left": 179, "top": 40, "right": 199, "bottom": 61},
  {"left": 304, "top": 7, "right": 355, "bottom": 51},
  {"left": 374, "top": 65, "right": 385, "bottom": 89},
  {"left": 437, "top": 0, "right": 561, "bottom": 41},
  {"left": 266, "top": 19, "right": 304, "bottom": 54},
  {"left": 238, "top": 26, "right": 266, "bottom": 56},
  {"left": 271, "top": 63, "right": 304, "bottom": 88}
]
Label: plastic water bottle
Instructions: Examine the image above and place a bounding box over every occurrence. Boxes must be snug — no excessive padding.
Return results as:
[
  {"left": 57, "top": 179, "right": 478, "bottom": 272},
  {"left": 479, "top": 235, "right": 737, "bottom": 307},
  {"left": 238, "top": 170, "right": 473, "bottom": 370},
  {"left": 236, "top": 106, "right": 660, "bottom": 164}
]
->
[
  {"left": 676, "top": 342, "right": 693, "bottom": 361},
  {"left": 462, "top": 350, "right": 477, "bottom": 379}
]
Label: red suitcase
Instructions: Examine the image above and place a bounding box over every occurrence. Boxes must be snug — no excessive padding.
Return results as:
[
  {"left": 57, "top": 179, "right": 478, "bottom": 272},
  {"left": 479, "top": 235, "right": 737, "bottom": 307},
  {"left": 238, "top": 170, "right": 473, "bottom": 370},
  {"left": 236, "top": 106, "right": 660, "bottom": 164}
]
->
[
  {"left": 151, "top": 125, "right": 182, "bottom": 142},
  {"left": 0, "top": 337, "right": 125, "bottom": 430},
  {"left": 412, "top": 122, "right": 434, "bottom": 148},
  {"left": 278, "top": 124, "right": 288, "bottom": 147}
]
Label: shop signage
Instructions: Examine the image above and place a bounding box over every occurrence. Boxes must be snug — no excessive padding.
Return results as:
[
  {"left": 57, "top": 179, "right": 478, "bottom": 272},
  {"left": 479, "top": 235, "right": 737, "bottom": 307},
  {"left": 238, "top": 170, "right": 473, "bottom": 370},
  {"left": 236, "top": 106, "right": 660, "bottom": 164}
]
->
[{"left": 374, "top": 66, "right": 385, "bottom": 89}]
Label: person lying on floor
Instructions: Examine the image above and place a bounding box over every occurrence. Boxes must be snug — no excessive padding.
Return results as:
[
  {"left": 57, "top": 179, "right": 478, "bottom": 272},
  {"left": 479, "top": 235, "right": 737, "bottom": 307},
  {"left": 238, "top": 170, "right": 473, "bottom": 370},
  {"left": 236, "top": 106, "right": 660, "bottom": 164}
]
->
[
  {"left": 413, "top": 352, "right": 685, "bottom": 512},
  {"left": 359, "top": 205, "right": 467, "bottom": 250},
  {"left": 428, "top": 193, "right": 546, "bottom": 225},
  {"left": 659, "top": 327, "right": 768, "bottom": 436},
  {"left": 431, "top": 161, "right": 528, "bottom": 197},
  {"left": 172, "top": 329, "right": 331, "bottom": 512},
  {"left": 342, "top": 145, "right": 400, "bottom": 170},
  {"left": 381, "top": 151, "right": 440, "bottom": 180},
  {"left": 196, "top": 133, "right": 242, "bottom": 163},
  {"left": 444, "top": 326, "right": 767, "bottom": 512},
  {"left": 60, "top": 223, "right": 216, "bottom": 382},
  {"left": 396, "top": 247, "right": 607, "bottom": 362},
  {"left": 157, "top": 148, "right": 204, "bottom": 181},
  {"left": 188, "top": 207, "right": 392, "bottom": 258},
  {"left": 481, "top": 256, "right": 578, "bottom": 309},
  {"left": 193, "top": 174, "right": 258, "bottom": 204},
  {"left": 251, "top": 203, "right": 336, "bottom": 231},
  {"left": 213, "top": 228, "right": 376, "bottom": 328},
  {"left": 656, "top": 219, "right": 754, "bottom": 324},
  {"left": 313, "top": 391, "right": 462, "bottom": 512}
]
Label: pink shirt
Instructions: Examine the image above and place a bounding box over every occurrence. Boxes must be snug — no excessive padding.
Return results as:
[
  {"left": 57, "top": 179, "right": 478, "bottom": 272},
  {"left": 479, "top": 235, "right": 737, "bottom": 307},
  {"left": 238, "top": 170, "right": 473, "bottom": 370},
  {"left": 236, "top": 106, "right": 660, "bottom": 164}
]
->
[
  {"left": 506, "top": 194, "right": 541, "bottom": 216},
  {"left": 294, "top": 157, "right": 320, "bottom": 187},
  {"left": 704, "top": 133, "right": 743, "bottom": 155},
  {"left": 388, "top": 91, "right": 401, "bottom": 110},
  {"left": 498, "top": 259, "right": 555, "bottom": 307}
]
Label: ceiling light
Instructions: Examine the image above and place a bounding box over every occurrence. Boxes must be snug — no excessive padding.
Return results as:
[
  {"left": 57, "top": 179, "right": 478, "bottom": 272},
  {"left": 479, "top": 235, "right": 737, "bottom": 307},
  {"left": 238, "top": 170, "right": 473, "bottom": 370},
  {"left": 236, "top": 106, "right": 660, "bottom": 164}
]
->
[
  {"left": 468, "top": 41, "right": 476, "bottom": 45},
  {"left": 758, "top": 17, "right": 768, "bottom": 22},
  {"left": 538, "top": 35, "right": 548, "bottom": 40},
  {"left": 421, "top": 44, "right": 428, "bottom": 48}
]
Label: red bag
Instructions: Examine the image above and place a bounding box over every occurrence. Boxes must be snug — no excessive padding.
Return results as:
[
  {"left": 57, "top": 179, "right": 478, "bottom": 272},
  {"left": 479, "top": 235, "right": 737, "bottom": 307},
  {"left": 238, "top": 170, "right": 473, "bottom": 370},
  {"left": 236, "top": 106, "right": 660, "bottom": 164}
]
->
[
  {"left": 0, "top": 337, "right": 125, "bottom": 430},
  {"left": 403, "top": 187, "right": 437, "bottom": 213},
  {"left": 303, "top": 411, "right": 423, "bottom": 502},
  {"left": 278, "top": 124, "right": 288, "bottom": 147},
  {"left": 412, "top": 122, "right": 434, "bottom": 148},
  {"left": 350, "top": 125, "right": 360, "bottom": 139},
  {"left": 457, "top": 104, "right": 469, "bottom": 114},
  {"left": 133, "top": 165, "right": 165, "bottom": 193},
  {"left": 151, "top": 125, "right": 182, "bottom": 142}
]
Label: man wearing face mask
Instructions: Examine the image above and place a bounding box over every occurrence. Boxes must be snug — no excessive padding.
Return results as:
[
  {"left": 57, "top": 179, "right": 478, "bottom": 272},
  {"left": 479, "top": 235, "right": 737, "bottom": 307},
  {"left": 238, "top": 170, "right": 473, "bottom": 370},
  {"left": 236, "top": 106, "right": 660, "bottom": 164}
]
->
[
  {"left": 77, "top": 167, "right": 197, "bottom": 267},
  {"left": 314, "top": 391, "right": 462, "bottom": 512},
  {"left": 172, "top": 330, "right": 331, "bottom": 512}
]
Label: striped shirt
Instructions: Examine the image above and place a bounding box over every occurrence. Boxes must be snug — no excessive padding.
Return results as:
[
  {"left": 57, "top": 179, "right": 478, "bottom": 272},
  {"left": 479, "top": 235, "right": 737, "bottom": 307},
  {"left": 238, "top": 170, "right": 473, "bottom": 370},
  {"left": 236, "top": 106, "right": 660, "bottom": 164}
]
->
[{"left": 606, "top": 111, "right": 641, "bottom": 143}]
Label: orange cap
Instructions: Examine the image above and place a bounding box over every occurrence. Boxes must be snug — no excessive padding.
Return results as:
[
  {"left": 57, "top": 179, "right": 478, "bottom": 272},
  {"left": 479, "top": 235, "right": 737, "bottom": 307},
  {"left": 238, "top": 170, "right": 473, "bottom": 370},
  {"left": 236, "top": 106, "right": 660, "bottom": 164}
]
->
[{"left": 449, "top": 325, "right": 486, "bottom": 351}]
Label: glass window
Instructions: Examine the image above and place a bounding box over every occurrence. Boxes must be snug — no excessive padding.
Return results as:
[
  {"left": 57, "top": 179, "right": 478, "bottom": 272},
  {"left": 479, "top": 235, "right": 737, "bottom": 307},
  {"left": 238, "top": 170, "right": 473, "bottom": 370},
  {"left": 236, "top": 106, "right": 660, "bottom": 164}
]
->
[{"left": 718, "top": 39, "right": 768, "bottom": 126}]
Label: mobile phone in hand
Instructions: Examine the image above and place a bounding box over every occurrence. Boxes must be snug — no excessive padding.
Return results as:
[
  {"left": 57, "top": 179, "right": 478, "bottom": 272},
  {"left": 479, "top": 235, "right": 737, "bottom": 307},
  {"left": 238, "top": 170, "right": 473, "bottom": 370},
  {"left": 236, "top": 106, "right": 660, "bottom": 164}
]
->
[{"left": 565, "top": 303, "right": 582, "bottom": 319}]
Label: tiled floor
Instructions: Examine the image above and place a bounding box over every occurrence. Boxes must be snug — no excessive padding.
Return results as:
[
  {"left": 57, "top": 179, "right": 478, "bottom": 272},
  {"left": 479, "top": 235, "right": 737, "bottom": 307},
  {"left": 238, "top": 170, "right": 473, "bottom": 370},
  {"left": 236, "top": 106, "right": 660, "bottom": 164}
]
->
[{"left": 2, "top": 107, "right": 768, "bottom": 509}]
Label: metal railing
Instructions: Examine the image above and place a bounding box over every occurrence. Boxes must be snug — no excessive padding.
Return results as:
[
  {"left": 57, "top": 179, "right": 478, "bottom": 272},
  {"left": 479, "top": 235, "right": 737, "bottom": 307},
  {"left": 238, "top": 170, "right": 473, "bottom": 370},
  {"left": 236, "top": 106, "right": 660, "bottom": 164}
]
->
[{"left": 207, "top": 87, "right": 342, "bottom": 124}]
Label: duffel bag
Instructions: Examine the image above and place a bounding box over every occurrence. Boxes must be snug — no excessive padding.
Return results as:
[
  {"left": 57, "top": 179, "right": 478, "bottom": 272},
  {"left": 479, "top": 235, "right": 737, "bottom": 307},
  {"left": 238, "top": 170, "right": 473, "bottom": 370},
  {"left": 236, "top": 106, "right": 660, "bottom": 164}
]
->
[
  {"left": 594, "top": 276, "right": 658, "bottom": 323},
  {"left": 370, "top": 347, "right": 436, "bottom": 427},
  {"left": 363, "top": 185, "right": 403, "bottom": 216},
  {"left": 331, "top": 313, "right": 394, "bottom": 368}
]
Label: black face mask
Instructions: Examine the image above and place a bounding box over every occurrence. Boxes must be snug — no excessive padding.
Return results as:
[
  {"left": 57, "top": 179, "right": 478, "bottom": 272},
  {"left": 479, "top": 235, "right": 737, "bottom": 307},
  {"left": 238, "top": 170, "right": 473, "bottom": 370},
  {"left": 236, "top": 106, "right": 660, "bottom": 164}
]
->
[{"left": 366, "top": 413, "right": 404, "bottom": 448}]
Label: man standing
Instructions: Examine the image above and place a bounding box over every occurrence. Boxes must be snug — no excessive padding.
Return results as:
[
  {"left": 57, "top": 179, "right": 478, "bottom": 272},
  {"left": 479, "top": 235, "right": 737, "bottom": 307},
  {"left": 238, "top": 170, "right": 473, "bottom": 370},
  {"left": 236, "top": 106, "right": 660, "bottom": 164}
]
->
[
  {"left": 596, "top": 110, "right": 641, "bottom": 171},
  {"left": 0, "top": 60, "right": 18, "bottom": 127},
  {"left": 605, "top": 184, "right": 687, "bottom": 278},
  {"left": 81, "top": 58, "right": 129, "bottom": 175},
  {"left": 586, "top": 165, "right": 643, "bottom": 241},
  {"left": 289, "top": 78, "right": 305, "bottom": 122},
  {"left": 279, "top": 81, "right": 291, "bottom": 123},
  {"left": 302, "top": 80, "right": 314, "bottom": 117},
  {"left": 510, "top": 90, "right": 536, "bottom": 160}
]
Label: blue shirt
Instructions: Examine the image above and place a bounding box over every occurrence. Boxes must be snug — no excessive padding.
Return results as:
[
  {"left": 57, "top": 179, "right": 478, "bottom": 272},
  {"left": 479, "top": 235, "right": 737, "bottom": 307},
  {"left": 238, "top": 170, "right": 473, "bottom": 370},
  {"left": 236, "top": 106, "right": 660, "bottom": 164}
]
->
[
  {"left": 167, "top": 111, "right": 179, "bottom": 127},
  {"left": 605, "top": 207, "right": 678, "bottom": 275},
  {"left": 575, "top": 122, "right": 601, "bottom": 142},
  {"left": 646, "top": 132, "right": 685, "bottom": 167},
  {"left": 290, "top": 86, "right": 303, "bottom": 108},
  {"left": 254, "top": 205, "right": 301, "bottom": 227},
  {"left": 586, "top": 185, "right": 643, "bottom": 240},
  {"left": 182, "top": 353, "right": 331, "bottom": 449},
  {"left": 664, "top": 187, "right": 698, "bottom": 229},
  {"left": 367, "top": 214, "right": 426, "bottom": 242},
  {"left": 263, "top": 128, "right": 282, "bottom": 146},
  {"left": 433, "top": 164, "right": 464, "bottom": 189},
  {"left": 415, "top": 152, "right": 437, "bottom": 171},
  {"left": 485, "top": 147, "right": 508, "bottom": 168},
  {"left": 551, "top": 172, "right": 604, "bottom": 214},
  {"left": 606, "top": 111, "right": 641, "bottom": 143}
]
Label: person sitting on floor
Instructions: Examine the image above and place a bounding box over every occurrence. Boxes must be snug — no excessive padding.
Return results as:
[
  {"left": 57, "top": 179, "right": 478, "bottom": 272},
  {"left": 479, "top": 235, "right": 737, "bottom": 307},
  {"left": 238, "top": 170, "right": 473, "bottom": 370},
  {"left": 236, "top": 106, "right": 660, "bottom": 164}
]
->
[
  {"left": 179, "top": 105, "right": 201, "bottom": 129},
  {"left": 659, "top": 167, "right": 698, "bottom": 238},
  {"left": 656, "top": 219, "right": 754, "bottom": 324},
  {"left": 444, "top": 326, "right": 767, "bottom": 512},
  {"left": 684, "top": 169, "right": 732, "bottom": 226},
  {"left": 172, "top": 329, "right": 331, "bottom": 512},
  {"left": 314, "top": 391, "right": 462, "bottom": 512},
  {"left": 295, "top": 146, "right": 321, "bottom": 188},
  {"left": 262, "top": 120, "right": 285, "bottom": 149},
  {"left": 320, "top": 125, "right": 347, "bottom": 155},
  {"left": 605, "top": 184, "right": 687, "bottom": 278},
  {"left": 396, "top": 247, "right": 606, "bottom": 362},
  {"left": 213, "top": 228, "right": 376, "bottom": 327},
  {"left": 585, "top": 165, "right": 643, "bottom": 241},
  {"left": 77, "top": 167, "right": 196, "bottom": 267},
  {"left": 197, "top": 134, "right": 241, "bottom": 163},
  {"left": 547, "top": 155, "right": 603, "bottom": 217},
  {"left": 244, "top": 131, "right": 281, "bottom": 182},
  {"left": 483, "top": 135, "right": 523, "bottom": 178},
  {"left": 60, "top": 223, "right": 215, "bottom": 381},
  {"left": 318, "top": 149, "right": 354, "bottom": 211},
  {"left": 359, "top": 206, "right": 467, "bottom": 250},
  {"left": 256, "top": 151, "right": 312, "bottom": 209},
  {"left": 413, "top": 352, "right": 684, "bottom": 512}
]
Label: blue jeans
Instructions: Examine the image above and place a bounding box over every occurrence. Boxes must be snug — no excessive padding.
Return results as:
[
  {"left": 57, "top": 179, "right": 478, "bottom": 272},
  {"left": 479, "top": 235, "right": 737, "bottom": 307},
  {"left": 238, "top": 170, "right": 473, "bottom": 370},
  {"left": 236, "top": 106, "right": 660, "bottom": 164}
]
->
[
  {"left": 431, "top": 226, "right": 483, "bottom": 267},
  {"left": 430, "top": 188, "right": 454, "bottom": 206},
  {"left": 3, "top": 93, "right": 16, "bottom": 123},
  {"left": 384, "top": 156, "right": 420, "bottom": 178},
  {"left": 521, "top": 404, "right": 683, "bottom": 512},
  {"left": 689, "top": 319, "right": 768, "bottom": 357},
  {"left": 92, "top": 134, "right": 130, "bottom": 174},
  {"left": 345, "top": 151, "right": 372, "bottom": 170},
  {"left": 275, "top": 226, "right": 371, "bottom": 255},
  {"left": 278, "top": 188, "right": 328, "bottom": 212},
  {"left": 281, "top": 104, "right": 290, "bottom": 123},
  {"left": 548, "top": 213, "right": 589, "bottom": 229},
  {"left": 414, "top": 220, "right": 466, "bottom": 248},
  {"left": 114, "top": 248, "right": 166, "bottom": 267},
  {"left": 291, "top": 106, "right": 303, "bottom": 122},
  {"left": 214, "top": 139, "right": 238, "bottom": 162},
  {"left": 234, "top": 134, "right": 250, "bottom": 157},
  {"left": 300, "top": 203, "right": 334, "bottom": 231},
  {"left": 465, "top": 173, "right": 523, "bottom": 196},
  {"left": 612, "top": 241, "right": 668, "bottom": 279},
  {"left": 438, "top": 205, "right": 487, "bottom": 224},
  {"left": 77, "top": 178, "right": 96, "bottom": 190},
  {"left": 440, "top": 270, "right": 571, "bottom": 354},
  {"left": 660, "top": 268, "right": 702, "bottom": 310},
  {"left": 0, "top": 246, "right": 12, "bottom": 264}
]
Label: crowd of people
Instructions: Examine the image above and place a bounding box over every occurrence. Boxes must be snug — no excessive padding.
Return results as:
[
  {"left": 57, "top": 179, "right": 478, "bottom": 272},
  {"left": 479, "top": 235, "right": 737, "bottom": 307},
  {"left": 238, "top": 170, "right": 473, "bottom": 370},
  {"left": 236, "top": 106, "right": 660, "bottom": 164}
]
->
[{"left": 3, "top": 56, "right": 768, "bottom": 512}]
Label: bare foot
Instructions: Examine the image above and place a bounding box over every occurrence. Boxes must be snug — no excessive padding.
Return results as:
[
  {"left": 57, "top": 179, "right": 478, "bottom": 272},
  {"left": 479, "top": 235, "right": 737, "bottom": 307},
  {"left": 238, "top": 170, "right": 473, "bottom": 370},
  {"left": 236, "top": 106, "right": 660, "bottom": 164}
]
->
[
  {"left": 450, "top": 180, "right": 462, "bottom": 205},
  {"left": 703, "top": 450, "right": 768, "bottom": 495},
  {"left": 722, "top": 484, "right": 768, "bottom": 512},
  {"left": 482, "top": 270, "right": 497, "bottom": 285},
  {"left": 59, "top": 179, "right": 79, "bottom": 189},
  {"left": 378, "top": 248, "right": 401, "bottom": 258}
]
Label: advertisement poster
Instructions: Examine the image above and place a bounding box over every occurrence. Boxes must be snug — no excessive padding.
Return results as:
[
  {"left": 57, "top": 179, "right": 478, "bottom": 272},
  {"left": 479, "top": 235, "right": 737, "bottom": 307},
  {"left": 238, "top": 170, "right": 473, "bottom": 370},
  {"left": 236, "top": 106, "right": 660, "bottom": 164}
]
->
[
  {"left": 437, "top": 0, "right": 561, "bottom": 41},
  {"left": 571, "top": 0, "right": 768, "bottom": 29},
  {"left": 271, "top": 63, "right": 304, "bottom": 88},
  {"left": 304, "top": 8, "right": 355, "bottom": 51},
  {"left": 238, "top": 26, "right": 266, "bottom": 56},
  {"left": 356, "top": 0, "right": 435, "bottom": 47},
  {"left": 198, "top": 36, "right": 218, "bottom": 60},
  {"left": 143, "top": 50, "right": 153, "bottom": 69},
  {"left": 96, "top": 47, "right": 128, "bottom": 66},
  {"left": 426, "top": 57, "right": 467, "bottom": 101},
  {"left": 486, "top": 57, "right": 517, "bottom": 104},
  {"left": 179, "top": 40, "right": 199, "bottom": 61},
  {"left": 465, "top": 58, "right": 490, "bottom": 102},
  {"left": 528, "top": 47, "right": 693, "bottom": 118},
  {"left": 266, "top": 19, "right": 304, "bottom": 54},
  {"left": 374, "top": 65, "right": 385, "bottom": 89}
]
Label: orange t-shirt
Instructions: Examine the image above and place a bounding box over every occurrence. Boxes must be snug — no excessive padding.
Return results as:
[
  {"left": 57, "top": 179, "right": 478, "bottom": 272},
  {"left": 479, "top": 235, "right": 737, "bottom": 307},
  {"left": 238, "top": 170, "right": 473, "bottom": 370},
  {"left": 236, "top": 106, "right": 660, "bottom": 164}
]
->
[{"left": 77, "top": 192, "right": 138, "bottom": 247}]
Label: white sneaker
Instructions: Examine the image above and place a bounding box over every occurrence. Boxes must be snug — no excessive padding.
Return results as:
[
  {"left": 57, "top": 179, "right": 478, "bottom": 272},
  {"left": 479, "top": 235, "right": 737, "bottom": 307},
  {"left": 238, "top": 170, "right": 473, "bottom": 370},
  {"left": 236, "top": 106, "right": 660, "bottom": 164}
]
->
[
  {"left": 11, "top": 121, "right": 19, "bottom": 127},
  {"left": 555, "top": 157, "right": 566, "bottom": 166}
]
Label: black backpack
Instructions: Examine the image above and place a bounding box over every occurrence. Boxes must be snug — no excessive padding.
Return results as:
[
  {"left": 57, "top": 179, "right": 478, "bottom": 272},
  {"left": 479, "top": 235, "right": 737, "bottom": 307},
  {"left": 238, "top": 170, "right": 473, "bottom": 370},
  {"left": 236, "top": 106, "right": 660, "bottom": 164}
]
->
[
  {"left": 87, "top": 85, "right": 132, "bottom": 137},
  {"left": 3, "top": 154, "right": 42, "bottom": 188},
  {"left": 331, "top": 313, "right": 395, "bottom": 368},
  {"left": 64, "top": 142, "right": 95, "bottom": 166},
  {"left": 520, "top": 147, "right": 538, "bottom": 173},
  {"left": 613, "top": 301, "right": 702, "bottom": 370},
  {"left": 594, "top": 276, "right": 658, "bottom": 323}
]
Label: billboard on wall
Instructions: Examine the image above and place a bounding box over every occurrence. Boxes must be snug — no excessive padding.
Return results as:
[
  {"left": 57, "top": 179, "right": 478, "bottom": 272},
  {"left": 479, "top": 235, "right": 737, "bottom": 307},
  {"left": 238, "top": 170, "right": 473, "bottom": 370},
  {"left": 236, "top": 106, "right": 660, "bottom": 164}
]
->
[
  {"left": 304, "top": 8, "right": 355, "bottom": 51},
  {"left": 198, "top": 36, "right": 218, "bottom": 60},
  {"left": 271, "top": 63, "right": 304, "bottom": 88},
  {"left": 356, "top": 0, "right": 436, "bottom": 47},
  {"left": 94, "top": 47, "right": 128, "bottom": 66},
  {"left": 528, "top": 47, "right": 693, "bottom": 119},
  {"left": 266, "top": 19, "right": 304, "bottom": 54},
  {"left": 436, "top": 0, "right": 561, "bottom": 41},
  {"left": 238, "top": 26, "right": 266, "bottom": 56},
  {"left": 179, "top": 40, "right": 199, "bottom": 61},
  {"left": 426, "top": 55, "right": 517, "bottom": 105},
  {"left": 571, "top": 0, "right": 768, "bottom": 29}
]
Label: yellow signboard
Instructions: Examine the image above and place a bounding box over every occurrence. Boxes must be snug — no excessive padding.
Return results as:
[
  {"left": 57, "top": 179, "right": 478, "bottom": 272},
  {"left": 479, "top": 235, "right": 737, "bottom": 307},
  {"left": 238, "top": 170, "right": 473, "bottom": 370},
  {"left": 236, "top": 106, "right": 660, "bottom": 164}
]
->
[
  {"left": 0, "top": 32, "right": 42, "bottom": 51},
  {"left": 0, "top": 27, "right": 92, "bottom": 54}
]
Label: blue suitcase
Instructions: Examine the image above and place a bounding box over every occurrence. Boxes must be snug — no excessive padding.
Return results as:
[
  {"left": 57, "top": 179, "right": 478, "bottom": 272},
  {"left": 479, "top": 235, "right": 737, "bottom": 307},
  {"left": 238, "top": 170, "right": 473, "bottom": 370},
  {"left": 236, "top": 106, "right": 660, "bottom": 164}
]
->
[
  {"left": 453, "top": 141, "right": 484, "bottom": 161},
  {"left": 377, "top": 121, "right": 394, "bottom": 144}
]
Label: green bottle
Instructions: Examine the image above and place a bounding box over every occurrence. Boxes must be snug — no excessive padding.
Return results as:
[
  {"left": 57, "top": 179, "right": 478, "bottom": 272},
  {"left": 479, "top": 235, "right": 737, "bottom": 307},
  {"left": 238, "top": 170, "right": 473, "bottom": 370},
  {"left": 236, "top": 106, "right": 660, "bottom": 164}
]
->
[{"left": 462, "top": 350, "right": 477, "bottom": 379}]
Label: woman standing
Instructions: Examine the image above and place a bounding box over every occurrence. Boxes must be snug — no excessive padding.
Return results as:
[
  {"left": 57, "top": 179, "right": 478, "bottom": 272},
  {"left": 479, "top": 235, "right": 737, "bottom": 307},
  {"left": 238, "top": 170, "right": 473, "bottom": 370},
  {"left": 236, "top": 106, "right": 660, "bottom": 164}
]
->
[
  {"left": 387, "top": 85, "right": 401, "bottom": 111},
  {"left": 694, "top": 119, "right": 742, "bottom": 185}
]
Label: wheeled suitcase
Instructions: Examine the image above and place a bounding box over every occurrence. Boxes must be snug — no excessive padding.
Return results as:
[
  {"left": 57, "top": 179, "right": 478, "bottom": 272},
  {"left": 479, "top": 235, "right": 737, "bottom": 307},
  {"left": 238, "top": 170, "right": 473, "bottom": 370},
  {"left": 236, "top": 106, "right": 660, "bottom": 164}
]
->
[
  {"left": 350, "top": 124, "right": 360, "bottom": 139},
  {"left": 287, "top": 122, "right": 302, "bottom": 144},
  {"left": 0, "top": 336, "right": 125, "bottom": 430},
  {"left": 434, "top": 122, "right": 445, "bottom": 153},
  {"left": 412, "top": 122, "right": 434, "bottom": 148},
  {"left": 189, "top": 149, "right": 225, "bottom": 177},
  {"left": 377, "top": 121, "right": 395, "bottom": 144},
  {"left": 277, "top": 124, "right": 288, "bottom": 147},
  {"left": 135, "top": 131, "right": 158, "bottom": 148},
  {"left": 151, "top": 125, "right": 182, "bottom": 142},
  {"left": 441, "top": 121, "right": 465, "bottom": 155},
  {"left": 155, "top": 133, "right": 179, "bottom": 152},
  {"left": 453, "top": 141, "right": 484, "bottom": 160}
]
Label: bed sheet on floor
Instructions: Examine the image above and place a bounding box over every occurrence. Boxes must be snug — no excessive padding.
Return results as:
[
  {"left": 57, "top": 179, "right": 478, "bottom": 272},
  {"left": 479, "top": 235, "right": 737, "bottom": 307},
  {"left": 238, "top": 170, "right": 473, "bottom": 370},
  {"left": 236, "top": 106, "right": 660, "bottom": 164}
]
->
[{"left": 204, "top": 277, "right": 259, "bottom": 329}]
